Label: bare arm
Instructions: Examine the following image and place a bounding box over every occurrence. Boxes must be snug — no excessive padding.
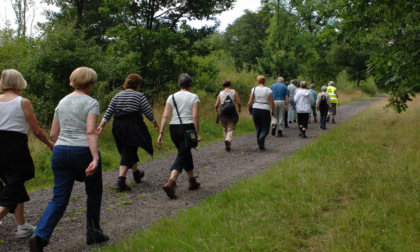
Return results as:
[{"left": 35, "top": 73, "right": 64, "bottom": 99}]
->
[
  {"left": 214, "top": 95, "right": 221, "bottom": 113},
  {"left": 50, "top": 117, "right": 60, "bottom": 143},
  {"left": 85, "top": 113, "right": 100, "bottom": 177},
  {"left": 234, "top": 91, "right": 242, "bottom": 114},
  {"left": 157, "top": 101, "right": 172, "bottom": 146},
  {"left": 21, "top": 98, "right": 54, "bottom": 150},
  {"left": 192, "top": 102, "right": 201, "bottom": 142},
  {"left": 268, "top": 94, "right": 275, "bottom": 116},
  {"left": 247, "top": 91, "right": 254, "bottom": 115}
]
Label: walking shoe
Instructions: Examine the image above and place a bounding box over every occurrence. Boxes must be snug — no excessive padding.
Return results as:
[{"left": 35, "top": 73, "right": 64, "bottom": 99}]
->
[
  {"left": 116, "top": 177, "right": 131, "bottom": 192},
  {"left": 277, "top": 130, "right": 283, "bottom": 137},
  {"left": 86, "top": 234, "right": 110, "bottom": 245},
  {"left": 314, "top": 118, "right": 317, "bottom": 123},
  {"left": 308, "top": 120, "right": 311, "bottom": 124},
  {"left": 257, "top": 138, "right": 265, "bottom": 150},
  {"left": 188, "top": 177, "right": 201, "bottom": 190},
  {"left": 163, "top": 179, "right": 177, "bottom": 199},
  {"left": 224, "top": 140, "right": 231, "bottom": 152},
  {"left": 271, "top": 125, "right": 277, "bottom": 136},
  {"left": 17, "top": 223, "right": 35, "bottom": 238},
  {"left": 289, "top": 121, "right": 292, "bottom": 124},
  {"left": 299, "top": 128, "right": 303, "bottom": 138},
  {"left": 293, "top": 119, "right": 296, "bottom": 123},
  {"left": 29, "top": 235, "right": 47, "bottom": 252},
  {"left": 302, "top": 130, "right": 307, "bottom": 138},
  {"left": 326, "top": 116, "right": 330, "bottom": 123},
  {"left": 133, "top": 169, "right": 145, "bottom": 183},
  {"left": 332, "top": 118, "right": 336, "bottom": 124}
]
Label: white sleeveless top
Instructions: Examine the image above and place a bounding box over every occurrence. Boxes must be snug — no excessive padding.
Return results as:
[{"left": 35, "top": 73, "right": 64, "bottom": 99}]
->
[
  {"left": 219, "top": 89, "right": 236, "bottom": 104},
  {"left": 0, "top": 96, "right": 28, "bottom": 134}
]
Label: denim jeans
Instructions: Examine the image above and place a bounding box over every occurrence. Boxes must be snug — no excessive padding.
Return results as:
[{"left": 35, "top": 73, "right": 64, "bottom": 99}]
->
[
  {"left": 34, "top": 145, "right": 104, "bottom": 243},
  {"left": 288, "top": 97, "right": 297, "bottom": 121},
  {"left": 320, "top": 108, "right": 329, "bottom": 128}
]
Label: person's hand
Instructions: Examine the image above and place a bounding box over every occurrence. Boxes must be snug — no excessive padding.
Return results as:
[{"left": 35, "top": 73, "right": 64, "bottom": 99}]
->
[
  {"left": 85, "top": 159, "right": 99, "bottom": 177},
  {"left": 97, "top": 126, "right": 104, "bottom": 135},
  {"left": 47, "top": 141, "right": 54, "bottom": 151},
  {"left": 286, "top": 106, "right": 289, "bottom": 112},
  {"left": 271, "top": 111, "right": 275, "bottom": 116},
  {"left": 157, "top": 134, "right": 163, "bottom": 146},
  {"left": 153, "top": 121, "right": 159, "bottom": 131},
  {"left": 237, "top": 110, "right": 241, "bottom": 115},
  {"left": 215, "top": 108, "right": 219, "bottom": 113},
  {"left": 197, "top": 133, "right": 202, "bottom": 143}
]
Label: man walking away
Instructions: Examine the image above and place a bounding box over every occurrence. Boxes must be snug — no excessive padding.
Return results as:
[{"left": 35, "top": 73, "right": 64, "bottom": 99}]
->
[
  {"left": 270, "top": 77, "right": 289, "bottom": 137},
  {"left": 326, "top": 81, "right": 338, "bottom": 123},
  {"left": 287, "top": 80, "right": 297, "bottom": 123},
  {"left": 309, "top": 83, "right": 318, "bottom": 123}
]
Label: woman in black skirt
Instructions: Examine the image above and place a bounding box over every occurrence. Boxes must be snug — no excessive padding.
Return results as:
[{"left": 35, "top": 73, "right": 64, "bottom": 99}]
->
[{"left": 97, "top": 74, "right": 159, "bottom": 191}]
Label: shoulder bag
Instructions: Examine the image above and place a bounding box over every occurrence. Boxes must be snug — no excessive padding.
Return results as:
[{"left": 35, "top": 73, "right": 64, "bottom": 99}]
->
[{"left": 172, "top": 94, "right": 198, "bottom": 149}]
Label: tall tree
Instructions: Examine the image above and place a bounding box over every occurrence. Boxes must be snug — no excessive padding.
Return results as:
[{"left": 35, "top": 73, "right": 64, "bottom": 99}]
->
[{"left": 11, "top": 0, "right": 34, "bottom": 37}]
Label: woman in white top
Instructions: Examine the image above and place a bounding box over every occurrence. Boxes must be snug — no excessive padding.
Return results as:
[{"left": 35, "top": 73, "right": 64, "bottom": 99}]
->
[
  {"left": 294, "top": 81, "right": 315, "bottom": 138},
  {"left": 0, "top": 69, "right": 54, "bottom": 239},
  {"left": 247, "top": 75, "right": 274, "bottom": 150},
  {"left": 214, "top": 79, "right": 241, "bottom": 152},
  {"left": 158, "top": 73, "right": 201, "bottom": 199},
  {"left": 30, "top": 67, "right": 109, "bottom": 251}
]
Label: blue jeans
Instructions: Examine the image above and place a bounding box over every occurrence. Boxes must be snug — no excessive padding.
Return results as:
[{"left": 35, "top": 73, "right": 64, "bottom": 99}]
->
[
  {"left": 288, "top": 97, "right": 297, "bottom": 121},
  {"left": 34, "top": 146, "right": 104, "bottom": 243},
  {"left": 320, "top": 108, "right": 328, "bottom": 128},
  {"left": 309, "top": 105, "right": 317, "bottom": 119}
]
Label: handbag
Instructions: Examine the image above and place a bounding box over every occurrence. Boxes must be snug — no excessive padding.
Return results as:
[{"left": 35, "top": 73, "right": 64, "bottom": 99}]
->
[
  {"left": 249, "top": 87, "right": 256, "bottom": 114},
  {"left": 172, "top": 95, "right": 198, "bottom": 149}
]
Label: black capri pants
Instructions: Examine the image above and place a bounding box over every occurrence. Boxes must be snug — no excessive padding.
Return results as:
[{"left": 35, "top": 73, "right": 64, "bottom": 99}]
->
[{"left": 169, "top": 123, "right": 196, "bottom": 172}]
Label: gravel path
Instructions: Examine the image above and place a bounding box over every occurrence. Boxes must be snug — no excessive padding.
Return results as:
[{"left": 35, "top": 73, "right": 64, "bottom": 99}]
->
[{"left": 0, "top": 95, "right": 386, "bottom": 252}]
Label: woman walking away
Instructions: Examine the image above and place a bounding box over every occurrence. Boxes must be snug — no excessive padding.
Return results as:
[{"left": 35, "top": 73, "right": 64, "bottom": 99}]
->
[
  {"left": 214, "top": 79, "right": 241, "bottom": 152},
  {"left": 316, "top": 86, "right": 332, "bottom": 130},
  {"left": 247, "top": 75, "right": 274, "bottom": 150},
  {"left": 294, "top": 81, "right": 314, "bottom": 138},
  {"left": 0, "top": 69, "right": 54, "bottom": 239},
  {"left": 158, "top": 73, "right": 201, "bottom": 199},
  {"left": 30, "top": 67, "right": 109, "bottom": 252},
  {"left": 97, "top": 74, "right": 159, "bottom": 192}
]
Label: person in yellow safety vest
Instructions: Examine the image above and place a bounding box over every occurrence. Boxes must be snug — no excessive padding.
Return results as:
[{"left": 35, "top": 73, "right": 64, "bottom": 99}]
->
[{"left": 326, "top": 81, "right": 338, "bottom": 124}]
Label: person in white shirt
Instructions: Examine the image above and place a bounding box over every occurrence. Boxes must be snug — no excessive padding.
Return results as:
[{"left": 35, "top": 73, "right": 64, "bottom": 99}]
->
[
  {"left": 0, "top": 69, "right": 54, "bottom": 239},
  {"left": 294, "top": 81, "right": 315, "bottom": 138},
  {"left": 247, "top": 75, "right": 274, "bottom": 150},
  {"left": 158, "top": 73, "right": 201, "bottom": 199}
]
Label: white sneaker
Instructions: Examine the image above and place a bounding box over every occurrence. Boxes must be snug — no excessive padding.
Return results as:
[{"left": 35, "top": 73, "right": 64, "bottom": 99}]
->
[{"left": 16, "top": 223, "right": 35, "bottom": 238}]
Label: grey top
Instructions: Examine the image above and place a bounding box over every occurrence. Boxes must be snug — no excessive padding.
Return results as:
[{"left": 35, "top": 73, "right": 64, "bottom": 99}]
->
[{"left": 54, "top": 95, "right": 100, "bottom": 147}]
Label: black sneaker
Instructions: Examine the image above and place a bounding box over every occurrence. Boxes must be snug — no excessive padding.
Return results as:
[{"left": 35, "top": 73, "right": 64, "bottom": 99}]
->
[
  {"left": 289, "top": 121, "right": 292, "bottom": 124},
  {"left": 271, "top": 125, "right": 276, "bottom": 136},
  {"left": 332, "top": 118, "right": 336, "bottom": 124},
  {"left": 133, "top": 170, "right": 145, "bottom": 183},
  {"left": 277, "top": 130, "right": 283, "bottom": 137},
  {"left": 293, "top": 119, "right": 296, "bottom": 123},
  {"left": 29, "top": 235, "right": 47, "bottom": 252},
  {"left": 224, "top": 140, "right": 231, "bottom": 152},
  {"left": 86, "top": 234, "right": 110, "bottom": 245},
  {"left": 326, "top": 116, "right": 330, "bottom": 123},
  {"left": 257, "top": 138, "right": 265, "bottom": 150}
]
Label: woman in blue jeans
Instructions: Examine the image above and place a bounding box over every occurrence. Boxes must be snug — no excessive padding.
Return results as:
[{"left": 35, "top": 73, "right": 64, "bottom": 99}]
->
[{"left": 29, "top": 67, "right": 108, "bottom": 252}]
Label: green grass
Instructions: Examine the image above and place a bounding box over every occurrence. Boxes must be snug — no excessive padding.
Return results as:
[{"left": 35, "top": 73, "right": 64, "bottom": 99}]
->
[{"left": 95, "top": 97, "right": 420, "bottom": 251}]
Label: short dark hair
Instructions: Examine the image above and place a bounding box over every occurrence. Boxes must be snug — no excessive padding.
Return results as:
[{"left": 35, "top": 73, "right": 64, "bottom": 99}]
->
[
  {"left": 301, "top": 81, "right": 307, "bottom": 88},
  {"left": 124, "top": 74, "right": 142, "bottom": 89},
  {"left": 178, "top": 73, "right": 192, "bottom": 89},
  {"left": 222, "top": 79, "right": 231, "bottom": 88}
]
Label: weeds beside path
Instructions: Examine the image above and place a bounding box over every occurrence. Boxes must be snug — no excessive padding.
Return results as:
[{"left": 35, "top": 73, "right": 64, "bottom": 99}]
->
[{"left": 0, "top": 95, "right": 386, "bottom": 252}]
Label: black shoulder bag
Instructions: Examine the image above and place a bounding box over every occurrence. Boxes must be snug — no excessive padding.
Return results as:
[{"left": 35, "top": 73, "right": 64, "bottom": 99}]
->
[{"left": 172, "top": 95, "right": 198, "bottom": 149}]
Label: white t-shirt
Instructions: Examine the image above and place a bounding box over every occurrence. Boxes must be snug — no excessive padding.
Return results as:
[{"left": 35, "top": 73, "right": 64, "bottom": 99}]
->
[
  {"left": 54, "top": 95, "right": 100, "bottom": 146},
  {"left": 251, "top": 86, "right": 272, "bottom": 111},
  {"left": 167, "top": 91, "right": 200, "bottom": 125}
]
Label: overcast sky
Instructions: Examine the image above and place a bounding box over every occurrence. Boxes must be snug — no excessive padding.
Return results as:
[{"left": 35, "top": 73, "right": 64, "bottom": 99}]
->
[{"left": 0, "top": 0, "right": 262, "bottom": 35}]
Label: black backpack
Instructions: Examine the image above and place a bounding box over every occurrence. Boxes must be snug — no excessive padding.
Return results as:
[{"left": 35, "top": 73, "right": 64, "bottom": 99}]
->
[
  {"left": 320, "top": 95, "right": 328, "bottom": 109},
  {"left": 221, "top": 92, "right": 236, "bottom": 116}
]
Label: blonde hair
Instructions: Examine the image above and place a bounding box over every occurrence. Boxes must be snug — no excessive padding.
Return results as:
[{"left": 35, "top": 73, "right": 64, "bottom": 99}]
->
[
  {"left": 256, "top": 75, "right": 266, "bottom": 85},
  {"left": 0, "top": 69, "right": 27, "bottom": 91},
  {"left": 69, "top": 67, "right": 97, "bottom": 89}
]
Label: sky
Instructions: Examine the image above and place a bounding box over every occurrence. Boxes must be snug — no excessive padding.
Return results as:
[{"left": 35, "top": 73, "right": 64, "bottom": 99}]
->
[{"left": 0, "top": 0, "right": 262, "bottom": 36}]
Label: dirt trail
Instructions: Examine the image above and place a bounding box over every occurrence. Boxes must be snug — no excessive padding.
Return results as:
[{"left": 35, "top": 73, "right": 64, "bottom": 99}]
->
[{"left": 0, "top": 95, "right": 385, "bottom": 252}]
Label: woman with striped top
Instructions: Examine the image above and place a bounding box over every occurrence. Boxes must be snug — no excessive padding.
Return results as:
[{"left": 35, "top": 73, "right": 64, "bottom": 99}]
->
[{"left": 97, "top": 74, "right": 159, "bottom": 192}]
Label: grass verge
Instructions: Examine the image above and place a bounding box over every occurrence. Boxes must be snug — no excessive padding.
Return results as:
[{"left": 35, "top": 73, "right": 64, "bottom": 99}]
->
[{"left": 96, "top": 96, "right": 419, "bottom": 251}]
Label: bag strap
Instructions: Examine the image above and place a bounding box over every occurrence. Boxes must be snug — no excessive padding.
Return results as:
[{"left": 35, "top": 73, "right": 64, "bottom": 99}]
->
[
  {"left": 172, "top": 94, "right": 183, "bottom": 126},
  {"left": 252, "top": 87, "right": 256, "bottom": 104}
]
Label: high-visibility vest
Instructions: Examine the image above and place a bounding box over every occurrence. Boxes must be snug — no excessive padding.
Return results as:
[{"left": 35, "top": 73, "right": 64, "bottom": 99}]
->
[{"left": 327, "top": 86, "right": 338, "bottom": 104}]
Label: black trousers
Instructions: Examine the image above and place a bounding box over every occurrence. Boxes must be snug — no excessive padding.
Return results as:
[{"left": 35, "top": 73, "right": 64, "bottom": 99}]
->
[
  {"left": 252, "top": 108, "right": 271, "bottom": 140},
  {"left": 297, "top": 113, "right": 309, "bottom": 129},
  {"left": 169, "top": 124, "right": 195, "bottom": 172}
]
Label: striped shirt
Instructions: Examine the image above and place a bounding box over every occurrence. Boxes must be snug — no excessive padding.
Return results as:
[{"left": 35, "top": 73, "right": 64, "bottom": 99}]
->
[{"left": 102, "top": 90, "right": 155, "bottom": 123}]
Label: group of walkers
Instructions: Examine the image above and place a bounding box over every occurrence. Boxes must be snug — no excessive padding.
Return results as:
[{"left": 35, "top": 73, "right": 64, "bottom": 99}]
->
[{"left": 0, "top": 68, "right": 338, "bottom": 251}]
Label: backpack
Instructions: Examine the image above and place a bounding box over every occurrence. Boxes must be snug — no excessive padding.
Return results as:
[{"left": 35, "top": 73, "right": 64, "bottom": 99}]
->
[
  {"left": 221, "top": 92, "right": 236, "bottom": 116},
  {"left": 319, "top": 94, "right": 328, "bottom": 109}
]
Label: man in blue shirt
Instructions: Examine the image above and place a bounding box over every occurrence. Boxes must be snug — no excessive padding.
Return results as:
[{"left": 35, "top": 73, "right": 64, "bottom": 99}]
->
[{"left": 270, "top": 77, "right": 289, "bottom": 137}]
